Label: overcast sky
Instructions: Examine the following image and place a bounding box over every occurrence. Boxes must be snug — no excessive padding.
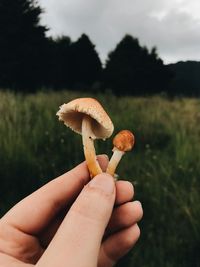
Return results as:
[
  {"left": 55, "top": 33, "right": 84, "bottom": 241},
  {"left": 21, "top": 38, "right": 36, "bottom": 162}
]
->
[{"left": 39, "top": 0, "right": 200, "bottom": 64}]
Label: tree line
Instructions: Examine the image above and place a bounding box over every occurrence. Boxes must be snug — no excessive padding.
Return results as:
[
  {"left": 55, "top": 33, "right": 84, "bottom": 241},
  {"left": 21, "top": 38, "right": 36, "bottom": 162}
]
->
[{"left": 0, "top": 0, "right": 199, "bottom": 96}]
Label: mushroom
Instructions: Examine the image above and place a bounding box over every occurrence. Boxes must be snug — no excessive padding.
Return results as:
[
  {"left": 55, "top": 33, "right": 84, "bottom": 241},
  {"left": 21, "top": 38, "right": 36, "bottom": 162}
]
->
[
  {"left": 56, "top": 98, "right": 114, "bottom": 178},
  {"left": 106, "top": 130, "right": 135, "bottom": 176}
]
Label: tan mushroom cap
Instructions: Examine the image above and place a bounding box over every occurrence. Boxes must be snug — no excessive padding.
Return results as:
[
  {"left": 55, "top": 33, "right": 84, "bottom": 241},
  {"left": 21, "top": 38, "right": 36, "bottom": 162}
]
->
[{"left": 56, "top": 97, "right": 114, "bottom": 139}]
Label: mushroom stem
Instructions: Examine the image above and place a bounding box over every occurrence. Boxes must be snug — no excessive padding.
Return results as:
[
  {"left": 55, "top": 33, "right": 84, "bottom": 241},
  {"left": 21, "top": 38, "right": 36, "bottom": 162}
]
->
[
  {"left": 82, "top": 115, "right": 103, "bottom": 178},
  {"left": 106, "top": 130, "right": 135, "bottom": 177},
  {"left": 106, "top": 148, "right": 125, "bottom": 176}
]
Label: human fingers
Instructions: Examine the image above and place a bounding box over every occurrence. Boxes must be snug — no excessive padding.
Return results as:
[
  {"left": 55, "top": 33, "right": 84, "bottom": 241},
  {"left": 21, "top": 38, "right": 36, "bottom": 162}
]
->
[
  {"left": 115, "top": 181, "right": 134, "bottom": 205},
  {"left": 39, "top": 154, "right": 109, "bottom": 248},
  {"left": 0, "top": 253, "right": 33, "bottom": 267},
  {"left": 40, "top": 180, "right": 135, "bottom": 249},
  {"left": 99, "top": 224, "right": 141, "bottom": 267},
  {"left": 2, "top": 155, "right": 109, "bottom": 235},
  {"left": 40, "top": 178, "right": 134, "bottom": 248},
  {"left": 106, "top": 201, "right": 143, "bottom": 236},
  {"left": 36, "top": 173, "right": 116, "bottom": 267}
]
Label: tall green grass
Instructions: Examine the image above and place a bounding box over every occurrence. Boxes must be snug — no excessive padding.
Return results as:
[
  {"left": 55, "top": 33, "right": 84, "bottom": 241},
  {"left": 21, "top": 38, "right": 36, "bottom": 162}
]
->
[{"left": 0, "top": 90, "right": 200, "bottom": 267}]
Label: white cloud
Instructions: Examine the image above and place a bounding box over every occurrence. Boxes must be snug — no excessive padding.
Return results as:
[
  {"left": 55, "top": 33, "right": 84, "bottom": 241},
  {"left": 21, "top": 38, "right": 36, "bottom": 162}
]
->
[{"left": 39, "top": 0, "right": 200, "bottom": 63}]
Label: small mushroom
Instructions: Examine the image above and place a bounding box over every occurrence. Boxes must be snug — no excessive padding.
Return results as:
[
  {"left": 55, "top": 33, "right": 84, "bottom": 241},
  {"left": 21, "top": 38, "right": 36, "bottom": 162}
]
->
[
  {"left": 106, "top": 130, "right": 135, "bottom": 176},
  {"left": 56, "top": 98, "right": 114, "bottom": 178}
]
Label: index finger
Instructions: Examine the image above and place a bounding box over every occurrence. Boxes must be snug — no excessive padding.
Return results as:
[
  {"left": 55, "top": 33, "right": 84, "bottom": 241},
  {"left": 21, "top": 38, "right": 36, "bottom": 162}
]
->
[{"left": 1, "top": 155, "right": 109, "bottom": 235}]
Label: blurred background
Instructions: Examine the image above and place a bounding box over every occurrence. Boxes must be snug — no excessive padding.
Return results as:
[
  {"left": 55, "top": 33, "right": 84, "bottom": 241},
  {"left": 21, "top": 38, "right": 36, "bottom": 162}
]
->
[{"left": 0, "top": 0, "right": 200, "bottom": 266}]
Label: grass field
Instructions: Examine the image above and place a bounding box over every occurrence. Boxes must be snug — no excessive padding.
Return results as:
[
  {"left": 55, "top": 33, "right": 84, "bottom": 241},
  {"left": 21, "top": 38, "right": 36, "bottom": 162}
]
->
[{"left": 0, "top": 90, "right": 200, "bottom": 267}]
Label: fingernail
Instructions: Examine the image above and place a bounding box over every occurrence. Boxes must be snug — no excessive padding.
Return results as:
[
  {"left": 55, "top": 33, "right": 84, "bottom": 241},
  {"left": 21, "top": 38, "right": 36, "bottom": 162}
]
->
[
  {"left": 89, "top": 174, "right": 114, "bottom": 195},
  {"left": 97, "top": 154, "right": 109, "bottom": 160},
  {"left": 134, "top": 200, "right": 142, "bottom": 206}
]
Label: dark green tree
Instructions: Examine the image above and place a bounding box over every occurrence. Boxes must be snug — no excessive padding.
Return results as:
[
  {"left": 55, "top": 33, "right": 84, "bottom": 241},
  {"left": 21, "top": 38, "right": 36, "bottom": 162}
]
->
[
  {"left": 69, "top": 34, "right": 102, "bottom": 89},
  {"left": 47, "top": 36, "right": 72, "bottom": 88},
  {"left": 103, "top": 34, "right": 172, "bottom": 95},
  {"left": 0, "top": 0, "right": 48, "bottom": 90},
  {"left": 168, "top": 61, "right": 200, "bottom": 96}
]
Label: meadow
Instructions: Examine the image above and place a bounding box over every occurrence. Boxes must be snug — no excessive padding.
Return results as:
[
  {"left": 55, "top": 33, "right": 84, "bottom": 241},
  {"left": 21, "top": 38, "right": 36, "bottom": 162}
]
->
[{"left": 0, "top": 90, "right": 200, "bottom": 267}]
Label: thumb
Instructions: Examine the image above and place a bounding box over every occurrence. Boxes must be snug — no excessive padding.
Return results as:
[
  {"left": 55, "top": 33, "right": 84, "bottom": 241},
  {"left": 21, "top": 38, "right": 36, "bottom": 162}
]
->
[{"left": 37, "top": 173, "right": 116, "bottom": 267}]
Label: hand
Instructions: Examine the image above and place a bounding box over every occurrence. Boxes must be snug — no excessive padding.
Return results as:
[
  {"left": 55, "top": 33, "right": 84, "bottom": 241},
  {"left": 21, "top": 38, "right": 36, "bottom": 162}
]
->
[{"left": 0, "top": 155, "right": 143, "bottom": 267}]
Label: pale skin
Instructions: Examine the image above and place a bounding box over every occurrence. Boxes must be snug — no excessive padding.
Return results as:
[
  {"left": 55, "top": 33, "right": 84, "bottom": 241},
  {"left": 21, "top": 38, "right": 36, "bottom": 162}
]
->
[{"left": 0, "top": 155, "right": 143, "bottom": 267}]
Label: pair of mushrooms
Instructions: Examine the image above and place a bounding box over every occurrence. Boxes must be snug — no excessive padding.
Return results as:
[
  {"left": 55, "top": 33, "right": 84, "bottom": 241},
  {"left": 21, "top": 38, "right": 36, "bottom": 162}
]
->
[{"left": 56, "top": 98, "right": 134, "bottom": 178}]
